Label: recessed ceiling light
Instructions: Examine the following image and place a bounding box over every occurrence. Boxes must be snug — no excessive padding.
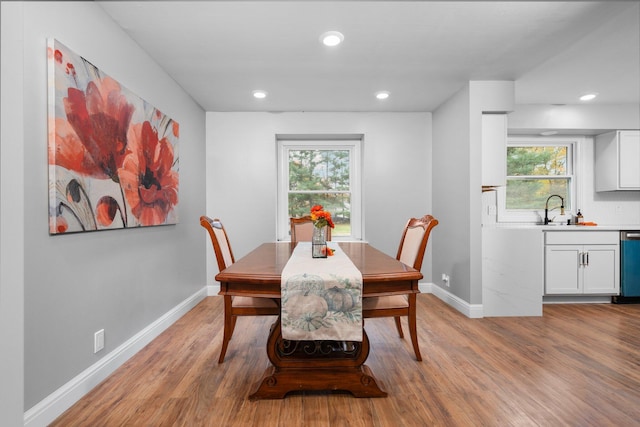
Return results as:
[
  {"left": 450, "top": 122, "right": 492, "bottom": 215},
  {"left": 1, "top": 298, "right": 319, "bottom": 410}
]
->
[
  {"left": 579, "top": 93, "right": 598, "bottom": 101},
  {"left": 540, "top": 130, "right": 558, "bottom": 136},
  {"left": 320, "top": 31, "right": 344, "bottom": 47},
  {"left": 252, "top": 90, "right": 268, "bottom": 99},
  {"left": 375, "top": 91, "right": 390, "bottom": 100}
]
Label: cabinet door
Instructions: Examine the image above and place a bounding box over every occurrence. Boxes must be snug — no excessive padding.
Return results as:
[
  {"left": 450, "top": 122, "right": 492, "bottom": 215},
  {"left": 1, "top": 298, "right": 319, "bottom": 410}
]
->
[
  {"left": 545, "top": 245, "right": 581, "bottom": 294},
  {"left": 582, "top": 245, "right": 619, "bottom": 294},
  {"left": 481, "top": 114, "right": 507, "bottom": 187},
  {"left": 618, "top": 131, "right": 640, "bottom": 189}
]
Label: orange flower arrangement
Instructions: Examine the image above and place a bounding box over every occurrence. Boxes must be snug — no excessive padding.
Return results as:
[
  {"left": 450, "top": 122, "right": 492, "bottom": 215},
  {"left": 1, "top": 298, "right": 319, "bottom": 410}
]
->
[
  {"left": 310, "top": 205, "right": 335, "bottom": 256},
  {"left": 310, "top": 205, "right": 335, "bottom": 229}
]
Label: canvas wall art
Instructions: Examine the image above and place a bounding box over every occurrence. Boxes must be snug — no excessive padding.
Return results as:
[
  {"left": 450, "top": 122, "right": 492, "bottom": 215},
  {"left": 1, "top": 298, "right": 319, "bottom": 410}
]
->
[{"left": 47, "top": 39, "right": 179, "bottom": 234}]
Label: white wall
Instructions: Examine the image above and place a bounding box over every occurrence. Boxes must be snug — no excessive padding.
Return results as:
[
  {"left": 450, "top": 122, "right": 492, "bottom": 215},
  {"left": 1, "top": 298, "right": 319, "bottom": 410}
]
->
[
  {"left": 482, "top": 135, "right": 640, "bottom": 227},
  {"left": 2, "top": 1, "right": 207, "bottom": 417},
  {"left": 506, "top": 103, "right": 640, "bottom": 225},
  {"left": 205, "top": 112, "right": 433, "bottom": 285},
  {"left": 432, "top": 81, "right": 515, "bottom": 307},
  {"left": 432, "top": 85, "right": 473, "bottom": 303},
  {"left": 1, "top": 3, "right": 26, "bottom": 425},
  {"left": 581, "top": 138, "right": 640, "bottom": 225}
]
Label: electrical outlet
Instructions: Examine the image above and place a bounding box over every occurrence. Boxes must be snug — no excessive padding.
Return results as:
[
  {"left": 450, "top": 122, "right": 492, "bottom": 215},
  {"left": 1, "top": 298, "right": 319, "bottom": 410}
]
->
[
  {"left": 94, "top": 329, "right": 105, "bottom": 353},
  {"left": 441, "top": 273, "right": 450, "bottom": 287}
]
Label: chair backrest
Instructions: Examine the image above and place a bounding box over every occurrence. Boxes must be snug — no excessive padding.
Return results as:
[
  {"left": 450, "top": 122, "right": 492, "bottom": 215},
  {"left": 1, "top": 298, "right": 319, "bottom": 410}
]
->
[
  {"left": 200, "top": 216, "right": 235, "bottom": 272},
  {"left": 396, "top": 215, "right": 438, "bottom": 271},
  {"left": 290, "top": 216, "right": 332, "bottom": 242}
]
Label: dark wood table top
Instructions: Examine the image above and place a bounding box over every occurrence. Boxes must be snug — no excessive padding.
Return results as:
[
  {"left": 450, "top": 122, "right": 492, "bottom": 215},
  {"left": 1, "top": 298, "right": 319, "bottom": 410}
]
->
[{"left": 215, "top": 242, "right": 423, "bottom": 299}]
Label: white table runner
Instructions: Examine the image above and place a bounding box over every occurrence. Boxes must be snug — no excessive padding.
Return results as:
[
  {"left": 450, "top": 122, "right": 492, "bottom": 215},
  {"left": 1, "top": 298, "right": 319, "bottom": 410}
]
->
[{"left": 281, "top": 242, "right": 363, "bottom": 342}]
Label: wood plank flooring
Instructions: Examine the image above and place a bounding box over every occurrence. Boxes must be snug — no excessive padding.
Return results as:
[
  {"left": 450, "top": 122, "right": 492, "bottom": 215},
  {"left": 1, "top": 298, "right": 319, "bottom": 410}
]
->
[{"left": 51, "top": 295, "right": 640, "bottom": 426}]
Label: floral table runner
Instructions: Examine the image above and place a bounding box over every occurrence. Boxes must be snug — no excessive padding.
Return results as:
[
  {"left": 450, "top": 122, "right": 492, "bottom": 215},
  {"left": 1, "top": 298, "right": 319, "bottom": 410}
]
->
[{"left": 281, "top": 242, "right": 363, "bottom": 341}]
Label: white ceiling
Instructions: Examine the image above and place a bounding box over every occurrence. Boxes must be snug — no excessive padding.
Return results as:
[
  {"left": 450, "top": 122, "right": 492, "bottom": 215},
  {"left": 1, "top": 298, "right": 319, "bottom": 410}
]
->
[{"left": 98, "top": 1, "right": 640, "bottom": 112}]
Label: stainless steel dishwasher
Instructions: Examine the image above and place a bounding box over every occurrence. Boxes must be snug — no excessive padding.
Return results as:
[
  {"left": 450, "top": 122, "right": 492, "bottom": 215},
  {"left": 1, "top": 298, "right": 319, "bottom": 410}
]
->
[{"left": 613, "top": 231, "right": 640, "bottom": 303}]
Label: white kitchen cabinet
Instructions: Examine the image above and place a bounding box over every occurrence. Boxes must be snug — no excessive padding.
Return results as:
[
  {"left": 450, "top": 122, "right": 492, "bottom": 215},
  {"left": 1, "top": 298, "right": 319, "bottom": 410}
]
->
[
  {"left": 544, "top": 231, "right": 619, "bottom": 295},
  {"left": 481, "top": 113, "right": 507, "bottom": 188},
  {"left": 595, "top": 130, "right": 640, "bottom": 191}
]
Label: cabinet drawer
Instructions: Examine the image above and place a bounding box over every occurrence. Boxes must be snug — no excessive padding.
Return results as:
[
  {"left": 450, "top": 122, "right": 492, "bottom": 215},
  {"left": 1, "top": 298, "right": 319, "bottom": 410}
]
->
[{"left": 545, "top": 231, "right": 619, "bottom": 245}]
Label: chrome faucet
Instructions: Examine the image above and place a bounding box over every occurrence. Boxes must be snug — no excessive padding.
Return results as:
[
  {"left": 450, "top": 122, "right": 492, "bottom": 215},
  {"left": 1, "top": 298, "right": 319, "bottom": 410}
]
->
[{"left": 544, "top": 194, "right": 565, "bottom": 225}]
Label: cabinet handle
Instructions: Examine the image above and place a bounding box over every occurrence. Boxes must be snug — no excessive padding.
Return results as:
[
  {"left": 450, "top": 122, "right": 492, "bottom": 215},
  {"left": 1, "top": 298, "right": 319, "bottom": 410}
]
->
[{"left": 579, "top": 252, "right": 589, "bottom": 266}]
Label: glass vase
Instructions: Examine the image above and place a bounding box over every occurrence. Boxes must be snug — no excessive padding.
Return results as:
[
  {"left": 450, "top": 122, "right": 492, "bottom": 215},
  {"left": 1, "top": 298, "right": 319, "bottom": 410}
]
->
[{"left": 312, "top": 226, "right": 327, "bottom": 258}]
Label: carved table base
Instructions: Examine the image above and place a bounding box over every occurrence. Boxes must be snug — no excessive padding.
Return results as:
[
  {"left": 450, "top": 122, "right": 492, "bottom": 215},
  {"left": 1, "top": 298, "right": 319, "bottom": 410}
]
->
[{"left": 249, "top": 318, "right": 387, "bottom": 400}]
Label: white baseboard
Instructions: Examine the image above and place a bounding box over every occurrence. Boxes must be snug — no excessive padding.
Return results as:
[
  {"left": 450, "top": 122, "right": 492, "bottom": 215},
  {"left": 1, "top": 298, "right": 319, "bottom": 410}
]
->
[
  {"left": 421, "top": 282, "right": 483, "bottom": 318},
  {"left": 543, "top": 295, "right": 612, "bottom": 304},
  {"left": 24, "top": 287, "right": 208, "bottom": 427},
  {"left": 418, "top": 281, "right": 433, "bottom": 294},
  {"left": 207, "top": 283, "right": 220, "bottom": 296}
]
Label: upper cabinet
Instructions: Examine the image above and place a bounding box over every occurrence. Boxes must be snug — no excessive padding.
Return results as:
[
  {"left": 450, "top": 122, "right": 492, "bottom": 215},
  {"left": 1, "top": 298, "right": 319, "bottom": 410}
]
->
[
  {"left": 481, "top": 113, "right": 507, "bottom": 188},
  {"left": 595, "top": 130, "right": 640, "bottom": 191}
]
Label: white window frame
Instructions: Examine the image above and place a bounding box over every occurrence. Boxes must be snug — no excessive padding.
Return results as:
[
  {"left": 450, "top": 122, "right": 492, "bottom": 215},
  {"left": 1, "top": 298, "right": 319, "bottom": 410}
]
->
[
  {"left": 276, "top": 135, "right": 363, "bottom": 241},
  {"left": 497, "top": 136, "right": 581, "bottom": 224}
]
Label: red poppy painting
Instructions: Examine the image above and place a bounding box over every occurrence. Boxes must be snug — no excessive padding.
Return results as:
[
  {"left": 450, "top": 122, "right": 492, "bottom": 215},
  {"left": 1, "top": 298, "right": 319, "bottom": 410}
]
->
[{"left": 47, "top": 39, "right": 179, "bottom": 234}]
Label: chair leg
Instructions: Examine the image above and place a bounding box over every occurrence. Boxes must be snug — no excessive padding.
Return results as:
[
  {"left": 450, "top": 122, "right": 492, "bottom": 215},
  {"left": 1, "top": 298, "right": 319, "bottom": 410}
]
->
[
  {"left": 229, "top": 316, "right": 238, "bottom": 340},
  {"left": 394, "top": 316, "right": 404, "bottom": 338},
  {"left": 407, "top": 293, "right": 422, "bottom": 361},
  {"left": 218, "top": 295, "right": 234, "bottom": 363}
]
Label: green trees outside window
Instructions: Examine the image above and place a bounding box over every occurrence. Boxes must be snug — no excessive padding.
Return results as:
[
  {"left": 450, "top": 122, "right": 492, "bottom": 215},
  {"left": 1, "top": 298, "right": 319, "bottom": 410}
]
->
[
  {"left": 288, "top": 149, "right": 351, "bottom": 236},
  {"left": 506, "top": 146, "right": 571, "bottom": 210}
]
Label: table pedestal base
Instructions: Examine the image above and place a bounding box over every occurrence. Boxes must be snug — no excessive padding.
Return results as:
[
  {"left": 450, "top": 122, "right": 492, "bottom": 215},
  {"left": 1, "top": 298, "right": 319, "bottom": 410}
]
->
[
  {"left": 249, "top": 365, "right": 387, "bottom": 400},
  {"left": 248, "top": 318, "right": 387, "bottom": 400}
]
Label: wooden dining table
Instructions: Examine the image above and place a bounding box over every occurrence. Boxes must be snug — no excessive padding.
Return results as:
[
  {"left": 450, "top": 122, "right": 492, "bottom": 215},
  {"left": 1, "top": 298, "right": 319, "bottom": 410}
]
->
[{"left": 215, "top": 241, "right": 423, "bottom": 400}]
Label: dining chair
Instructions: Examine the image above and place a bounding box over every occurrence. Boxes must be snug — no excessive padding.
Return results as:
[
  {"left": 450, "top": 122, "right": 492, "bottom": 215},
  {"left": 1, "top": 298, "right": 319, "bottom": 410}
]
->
[
  {"left": 200, "top": 216, "right": 279, "bottom": 363},
  {"left": 289, "top": 215, "right": 332, "bottom": 242},
  {"left": 362, "top": 214, "right": 438, "bottom": 361}
]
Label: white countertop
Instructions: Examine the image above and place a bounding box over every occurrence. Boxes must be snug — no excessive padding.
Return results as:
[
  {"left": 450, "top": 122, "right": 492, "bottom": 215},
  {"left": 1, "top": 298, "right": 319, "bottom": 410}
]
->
[{"left": 483, "top": 223, "right": 640, "bottom": 231}]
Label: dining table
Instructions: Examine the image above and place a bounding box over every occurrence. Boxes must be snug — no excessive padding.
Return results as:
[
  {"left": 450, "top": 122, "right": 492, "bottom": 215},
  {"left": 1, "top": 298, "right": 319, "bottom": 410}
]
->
[{"left": 215, "top": 241, "right": 423, "bottom": 400}]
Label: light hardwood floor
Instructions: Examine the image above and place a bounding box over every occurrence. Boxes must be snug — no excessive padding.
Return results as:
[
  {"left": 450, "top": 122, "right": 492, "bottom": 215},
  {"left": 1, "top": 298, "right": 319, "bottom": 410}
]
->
[{"left": 51, "top": 295, "right": 640, "bottom": 426}]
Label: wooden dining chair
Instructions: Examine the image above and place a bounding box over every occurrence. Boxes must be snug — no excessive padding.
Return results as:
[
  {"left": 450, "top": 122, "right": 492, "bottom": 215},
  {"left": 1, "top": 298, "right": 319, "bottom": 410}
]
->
[
  {"left": 362, "top": 214, "right": 438, "bottom": 361},
  {"left": 289, "top": 215, "right": 332, "bottom": 242},
  {"left": 200, "top": 216, "right": 279, "bottom": 363}
]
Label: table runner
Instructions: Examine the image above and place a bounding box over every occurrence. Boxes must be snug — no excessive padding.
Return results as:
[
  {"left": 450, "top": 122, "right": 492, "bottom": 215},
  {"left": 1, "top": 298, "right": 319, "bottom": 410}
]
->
[{"left": 281, "top": 242, "right": 363, "bottom": 341}]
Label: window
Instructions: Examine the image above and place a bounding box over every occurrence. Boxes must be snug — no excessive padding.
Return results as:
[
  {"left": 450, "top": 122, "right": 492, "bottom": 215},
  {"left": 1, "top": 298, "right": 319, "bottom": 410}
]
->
[
  {"left": 498, "top": 137, "right": 578, "bottom": 223},
  {"left": 277, "top": 136, "right": 362, "bottom": 241}
]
